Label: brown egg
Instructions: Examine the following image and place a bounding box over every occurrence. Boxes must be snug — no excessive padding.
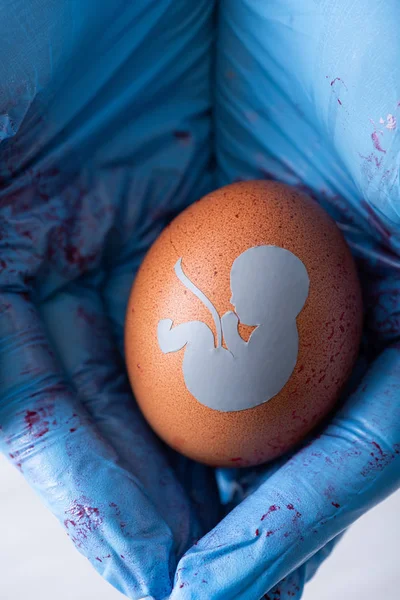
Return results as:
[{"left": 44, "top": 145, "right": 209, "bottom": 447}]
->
[{"left": 125, "top": 181, "right": 363, "bottom": 467}]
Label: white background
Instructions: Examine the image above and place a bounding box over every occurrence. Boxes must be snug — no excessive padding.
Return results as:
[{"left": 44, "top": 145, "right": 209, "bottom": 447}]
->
[{"left": 0, "top": 454, "right": 398, "bottom": 600}]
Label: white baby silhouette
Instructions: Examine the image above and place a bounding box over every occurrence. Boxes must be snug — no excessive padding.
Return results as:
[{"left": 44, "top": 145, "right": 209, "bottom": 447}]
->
[{"left": 157, "top": 245, "right": 310, "bottom": 412}]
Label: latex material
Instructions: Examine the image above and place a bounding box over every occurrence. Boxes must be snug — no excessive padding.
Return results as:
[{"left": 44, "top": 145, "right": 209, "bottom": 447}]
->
[{"left": 1, "top": 1, "right": 399, "bottom": 599}]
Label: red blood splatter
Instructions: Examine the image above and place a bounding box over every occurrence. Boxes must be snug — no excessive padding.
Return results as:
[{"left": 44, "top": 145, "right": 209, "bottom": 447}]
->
[
  {"left": 65, "top": 519, "right": 76, "bottom": 527},
  {"left": 372, "top": 441, "right": 383, "bottom": 455},
  {"left": 261, "top": 505, "right": 280, "bottom": 520},
  {"left": 266, "top": 530, "right": 274, "bottom": 537},
  {"left": 179, "top": 583, "right": 186, "bottom": 588},
  {"left": 96, "top": 557, "right": 102, "bottom": 562},
  {"left": 332, "top": 502, "right": 340, "bottom": 508},
  {"left": 120, "top": 555, "right": 125, "bottom": 559},
  {"left": 361, "top": 441, "right": 396, "bottom": 476},
  {"left": 8, "top": 453, "right": 22, "bottom": 470},
  {"left": 24, "top": 405, "right": 55, "bottom": 439},
  {"left": 64, "top": 501, "right": 103, "bottom": 548},
  {"left": 66, "top": 413, "right": 81, "bottom": 434},
  {"left": 230, "top": 457, "right": 242, "bottom": 462},
  {"left": 255, "top": 529, "right": 260, "bottom": 536},
  {"left": 337, "top": 98, "right": 342, "bottom": 106},
  {"left": 359, "top": 152, "right": 383, "bottom": 169},
  {"left": 330, "top": 77, "right": 347, "bottom": 89},
  {"left": 287, "top": 504, "right": 302, "bottom": 519},
  {"left": 371, "top": 132, "right": 386, "bottom": 153},
  {"left": 109, "top": 502, "right": 122, "bottom": 517}
]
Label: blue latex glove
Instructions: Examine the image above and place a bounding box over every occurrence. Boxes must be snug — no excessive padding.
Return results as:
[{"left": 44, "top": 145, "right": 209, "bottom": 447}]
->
[{"left": 1, "top": 2, "right": 399, "bottom": 600}]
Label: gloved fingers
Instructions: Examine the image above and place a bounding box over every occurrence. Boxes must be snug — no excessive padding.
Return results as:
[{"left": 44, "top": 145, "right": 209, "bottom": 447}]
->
[
  {"left": 170, "top": 346, "right": 400, "bottom": 599},
  {"left": 218, "top": 353, "right": 369, "bottom": 514},
  {"left": 0, "top": 293, "right": 175, "bottom": 599},
  {"left": 215, "top": 0, "right": 400, "bottom": 356},
  {"left": 264, "top": 534, "right": 344, "bottom": 600},
  {"left": 302, "top": 531, "right": 346, "bottom": 586},
  {"left": 0, "top": 0, "right": 215, "bottom": 184},
  {"left": 39, "top": 284, "right": 203, "bottom": 555},
  {"left": 216, "top": 0, "right": 400, "bottom": 237},
  {"left": 263, "top": 566, "right": 306, "bottom": 600},
  {"left": 216, "top": 0, "right": 360, "bottom": 204}
]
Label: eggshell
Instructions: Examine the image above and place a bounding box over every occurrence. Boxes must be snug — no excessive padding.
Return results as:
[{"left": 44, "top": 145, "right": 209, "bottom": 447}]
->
[{"left": 125, "top": 181, "right": 363, "bottom": 467}]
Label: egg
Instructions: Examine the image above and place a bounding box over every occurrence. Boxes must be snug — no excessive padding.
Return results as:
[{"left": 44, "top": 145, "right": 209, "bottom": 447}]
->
[{"left": 125, "top": 181, "right": 363, "bottom": 467}]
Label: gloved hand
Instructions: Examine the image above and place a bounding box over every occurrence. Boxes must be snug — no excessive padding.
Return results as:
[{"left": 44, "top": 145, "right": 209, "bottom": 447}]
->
[
  {"left": 0, "top": 2, "right": 220, "bottom": 598},
  {"left": 1, "top": 2, "right": 399, "bottom": 600}
]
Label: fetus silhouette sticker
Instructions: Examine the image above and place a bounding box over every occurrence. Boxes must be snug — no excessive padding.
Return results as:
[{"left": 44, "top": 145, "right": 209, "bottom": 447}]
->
[{"left": 157, "top": 246, "right": 310, "bottom": 412}]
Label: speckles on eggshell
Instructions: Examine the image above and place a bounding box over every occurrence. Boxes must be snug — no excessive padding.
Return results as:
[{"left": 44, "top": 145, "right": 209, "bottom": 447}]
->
[{"left": 125, "top": 181, "right": 363, "bottom": 466}]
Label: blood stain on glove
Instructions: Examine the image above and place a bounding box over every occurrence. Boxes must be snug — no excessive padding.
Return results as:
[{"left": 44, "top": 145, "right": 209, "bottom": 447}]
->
[
  {"left": 8, "top": 450, "right": 26, "bottom": 470},
  {"left": 263, "top": 588, "right": 282, "bottom": 599},
  {"left": 95, "top": 554, "right": 111, "bottom": 563},
  {"left": 360, "top": 152, "right": 384, "bottom": 170},
  {"left": 286, "top": 504, "right": 302, "bottom": 519},
  {"left": 67, "top": 413, "right": 80, "bottom": 434},
  {"left": 64, "top": 500, "right": 103, "bottom": 549},
  {"left": 323, "top": 484, "right": 341, "bottom": 509},
  {"left": 329, "top": 77, "right": 348, "bottom": 108},
  {"left": 371, "top": 131, "right": 386, "bottom": 153},
  {"left": 282, "top": 504, "right": 303, "bottom": 539},
  {"left": 24, "top": 404, "right": 56, "bottom": 439},
  {"left": 361, "top": 440, "right": 399, "bottom": 476},
  {"left": 261, "top": 505, "right": 280, "bottom": 521},
  {"left": 109, "top": 501, "right": 130, "bottom": 533}
]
